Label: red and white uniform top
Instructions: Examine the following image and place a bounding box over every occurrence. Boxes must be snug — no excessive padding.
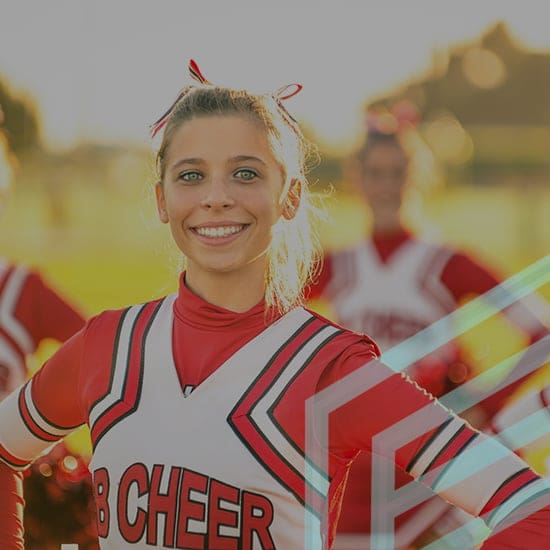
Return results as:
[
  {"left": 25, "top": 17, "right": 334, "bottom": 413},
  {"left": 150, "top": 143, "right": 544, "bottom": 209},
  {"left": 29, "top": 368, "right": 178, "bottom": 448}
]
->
[
  {"left": 324, "top": 237, "right": 455, "bottom": 349},
  {"left": 322, "top": 236, "right": 462, "bottom": 393},
  {"left": 89, "top": 296, "right": 344, "bottom": 549},
  {"left": 0, "top": 260, "right": 85, "bottom": 398},
  {"left": 0, "top": 276, "right": 549, "bottom": 549}
]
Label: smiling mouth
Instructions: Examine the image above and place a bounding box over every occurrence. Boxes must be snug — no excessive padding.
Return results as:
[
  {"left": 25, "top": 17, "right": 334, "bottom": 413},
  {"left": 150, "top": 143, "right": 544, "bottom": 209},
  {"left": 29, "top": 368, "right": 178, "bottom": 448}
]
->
[{"left": 192, "top": 224, "right": 248, "bottom": 238}]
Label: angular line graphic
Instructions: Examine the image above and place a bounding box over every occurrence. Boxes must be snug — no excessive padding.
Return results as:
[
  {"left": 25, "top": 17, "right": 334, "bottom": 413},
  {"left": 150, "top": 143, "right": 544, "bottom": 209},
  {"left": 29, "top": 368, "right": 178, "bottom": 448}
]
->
[{"left": 305, "top": 255, "right": 550, "bottom": 549}]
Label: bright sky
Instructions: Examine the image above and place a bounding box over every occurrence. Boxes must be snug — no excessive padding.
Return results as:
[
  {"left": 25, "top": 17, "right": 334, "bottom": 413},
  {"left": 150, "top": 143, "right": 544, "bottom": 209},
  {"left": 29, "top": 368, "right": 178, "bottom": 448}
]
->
[{"left": 1, "top": 0, "right": 549, "bottom": 151}]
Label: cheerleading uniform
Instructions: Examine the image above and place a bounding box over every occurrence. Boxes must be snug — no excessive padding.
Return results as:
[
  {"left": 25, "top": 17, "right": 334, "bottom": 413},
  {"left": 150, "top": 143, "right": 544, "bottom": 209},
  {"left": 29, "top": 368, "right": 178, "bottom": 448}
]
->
[{"left": 0, "top": 275, "right": 549, "bottom": 548}]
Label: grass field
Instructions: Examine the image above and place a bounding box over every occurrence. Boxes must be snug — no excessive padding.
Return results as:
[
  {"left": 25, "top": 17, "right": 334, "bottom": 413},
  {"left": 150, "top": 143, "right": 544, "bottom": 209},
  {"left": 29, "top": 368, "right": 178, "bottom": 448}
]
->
[{"left": 1, "top": 169, "right": 549, "bottom": 467}]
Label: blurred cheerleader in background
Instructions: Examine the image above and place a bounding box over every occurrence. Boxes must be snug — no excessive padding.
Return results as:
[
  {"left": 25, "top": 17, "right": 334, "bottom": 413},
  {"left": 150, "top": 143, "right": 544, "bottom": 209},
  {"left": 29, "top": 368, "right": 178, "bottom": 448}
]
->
[
  {"left": 0, "top": 105, "right": 98, "bottom": 549},
  {"left": 308, "top": 102, "right": 550, "bottom": 548}
]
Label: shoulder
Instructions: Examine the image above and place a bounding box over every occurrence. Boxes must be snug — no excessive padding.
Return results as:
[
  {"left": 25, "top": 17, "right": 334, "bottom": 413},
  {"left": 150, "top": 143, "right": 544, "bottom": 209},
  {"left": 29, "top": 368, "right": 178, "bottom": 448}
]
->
[
  {"left": 439, "top": 246, "right": 501, "bottom": 285},
  {"left": 303, "top": 306, "right": 347, "bottom": 330},
  {"left": 0, "top": 260, "right": 32, "bottom": 286},
  {"left": 0, "top": 260, "right": 52, "bottom": 281},
  {"left": 313, "top": 320, "right": 383, "bottom": 392},
  {"left": 406, "top": 237, "right": 458, "bottom": 280},
  {"left": 307, "top": 244, "right": 364, "bottom": 299},
  {"left": 416, "top": 236, "right": 492, "bottom": 271},
  {"left": 411, "top": 234, "right": 457, "bottom": 258},
  {"left": 0, "top": 262, "right": 68, "bottom": 301},
  {"left": 0, "top": 262, "right": 46, "bottom": 309},
  {"left": 330, "top": 242, "right": 363, "bottom": 261},
  {"left": 84, "top": 296, "right": 168, "bottom": 342},
  {"left": 304, "top": 306, "right": 380, "bottom": 356},
  {"left": 77, "top": 297, "right": 169, "bottom": 411},
  {"left": 274, "top": 308, "right": 381, "bottom": 407}
]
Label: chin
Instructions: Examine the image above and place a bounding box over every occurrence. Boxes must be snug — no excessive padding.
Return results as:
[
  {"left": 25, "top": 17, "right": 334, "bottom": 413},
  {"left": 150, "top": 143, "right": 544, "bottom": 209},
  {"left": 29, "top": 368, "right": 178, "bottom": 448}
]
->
[{"left": 202, "top": 261, "right": 246, "bottom": 275}]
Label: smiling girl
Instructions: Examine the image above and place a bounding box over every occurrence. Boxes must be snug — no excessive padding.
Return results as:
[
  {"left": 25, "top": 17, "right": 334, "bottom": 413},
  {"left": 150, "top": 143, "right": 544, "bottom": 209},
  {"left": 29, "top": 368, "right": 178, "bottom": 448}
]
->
[{"left": 0, "top": 62, "right": 549, "bottom": 549}]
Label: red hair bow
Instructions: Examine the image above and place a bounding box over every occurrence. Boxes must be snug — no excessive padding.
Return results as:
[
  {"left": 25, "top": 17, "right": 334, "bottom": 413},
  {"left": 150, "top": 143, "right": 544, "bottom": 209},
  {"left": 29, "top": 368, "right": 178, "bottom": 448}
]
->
[
  {"left": 366, "top": 99, "right": 420, "bottom": 136},
  {"left": 150, "top": 59, "right": 212, "bottom": 138}
]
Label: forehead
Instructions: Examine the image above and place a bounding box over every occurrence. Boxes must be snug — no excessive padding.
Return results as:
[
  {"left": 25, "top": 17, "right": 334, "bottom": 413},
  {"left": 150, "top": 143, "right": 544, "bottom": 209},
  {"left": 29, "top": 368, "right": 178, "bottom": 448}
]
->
[
  {"left": 363, "top": 142, "right": 408, "bottom": 165},
  {"left": 166, "top": 114, "right": 275, "bottom": 162}
]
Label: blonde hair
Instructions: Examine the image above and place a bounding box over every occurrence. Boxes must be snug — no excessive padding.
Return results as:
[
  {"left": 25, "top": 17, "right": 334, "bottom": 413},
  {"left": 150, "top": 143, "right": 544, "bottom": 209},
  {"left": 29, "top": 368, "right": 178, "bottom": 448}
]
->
[{"left": 155, "top": 86, "right": 325, "bottom": 314}]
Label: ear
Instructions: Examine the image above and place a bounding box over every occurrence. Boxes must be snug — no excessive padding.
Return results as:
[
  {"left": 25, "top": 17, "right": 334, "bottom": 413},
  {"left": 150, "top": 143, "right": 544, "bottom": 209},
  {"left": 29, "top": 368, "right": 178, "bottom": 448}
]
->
[
  {"left": 155, "top": 182, "right": 169, "bottom": 223},
  {"left": 281, "top": 178, "right": 302, "bottom": 220}
]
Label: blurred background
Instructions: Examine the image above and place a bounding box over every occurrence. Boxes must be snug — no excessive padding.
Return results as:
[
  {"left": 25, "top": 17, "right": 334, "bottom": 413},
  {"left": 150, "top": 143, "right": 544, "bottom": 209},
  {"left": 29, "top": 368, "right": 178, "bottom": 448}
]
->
[{"left": 1, "top": 0, "right": 549, "bottom": 470}]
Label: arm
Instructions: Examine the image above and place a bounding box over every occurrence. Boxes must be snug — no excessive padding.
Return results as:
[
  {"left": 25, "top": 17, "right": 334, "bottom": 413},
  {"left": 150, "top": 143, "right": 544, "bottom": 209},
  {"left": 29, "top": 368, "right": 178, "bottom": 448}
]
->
[
  {"left": 0, "top": 267, "right": 86, "bottom": 400},
  {"left": 443, "top": 252, "right": 549, "bottom": 343},
  {"left": 14, "top": 268, "right": 86, "bottom": 345},
  {"left": 442, "top": 252, "right": 549, "bottom": 419},
  {"left": 0, "top": 329, "right": 87, "bottom": 539},
  {"left": 324, "top": 345, "right": 550, "bottom": 548}
]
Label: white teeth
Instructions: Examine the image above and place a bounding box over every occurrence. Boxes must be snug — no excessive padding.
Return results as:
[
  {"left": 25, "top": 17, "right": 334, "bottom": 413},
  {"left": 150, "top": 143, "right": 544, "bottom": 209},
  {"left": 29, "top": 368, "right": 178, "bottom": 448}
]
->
[{"left": 195, "top": 225, "right": 244, "bottom": 238}]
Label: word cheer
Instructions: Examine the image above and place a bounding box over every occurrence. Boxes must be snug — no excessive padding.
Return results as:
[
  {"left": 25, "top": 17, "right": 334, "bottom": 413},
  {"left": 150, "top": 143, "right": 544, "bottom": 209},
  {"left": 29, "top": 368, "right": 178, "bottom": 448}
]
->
[{"left": 93, "top": 463, "right": 275, "bottom": 549}]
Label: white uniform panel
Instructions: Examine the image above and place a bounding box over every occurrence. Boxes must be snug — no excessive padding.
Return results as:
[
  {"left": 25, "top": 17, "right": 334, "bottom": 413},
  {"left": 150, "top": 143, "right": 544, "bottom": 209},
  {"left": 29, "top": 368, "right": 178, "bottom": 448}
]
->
[
  {"left": 90, "top": 295, "right": 329, "bottom": 549},
  {"left": 328, "top": 239, "right": 457, "bottom": 372}
]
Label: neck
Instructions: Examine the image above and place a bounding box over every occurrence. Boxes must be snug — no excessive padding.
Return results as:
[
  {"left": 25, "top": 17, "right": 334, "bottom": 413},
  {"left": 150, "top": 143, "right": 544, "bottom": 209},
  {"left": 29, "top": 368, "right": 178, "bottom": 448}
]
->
[
  {"left": 371, "top": 212, "right": 403, "bottom": 235},
  {"left": 184, "top": 266, "right": 265, "bottom": 313}
]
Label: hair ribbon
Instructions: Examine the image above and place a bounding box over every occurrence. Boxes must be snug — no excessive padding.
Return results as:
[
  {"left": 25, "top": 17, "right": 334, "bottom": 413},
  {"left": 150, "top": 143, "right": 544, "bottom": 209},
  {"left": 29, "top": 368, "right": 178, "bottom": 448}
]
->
[
  {"left": 150, "top": 59, "right": 212, "bottom": 138},
  {"left": 151, "top": 60, "right": 303, "bottom": 137}
]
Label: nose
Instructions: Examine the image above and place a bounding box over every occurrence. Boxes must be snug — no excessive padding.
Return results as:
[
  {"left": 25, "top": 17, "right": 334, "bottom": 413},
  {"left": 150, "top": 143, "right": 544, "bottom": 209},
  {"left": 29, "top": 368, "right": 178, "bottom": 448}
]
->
[{"left": 200, "top": 178, "right": 235, "bottom": 209}]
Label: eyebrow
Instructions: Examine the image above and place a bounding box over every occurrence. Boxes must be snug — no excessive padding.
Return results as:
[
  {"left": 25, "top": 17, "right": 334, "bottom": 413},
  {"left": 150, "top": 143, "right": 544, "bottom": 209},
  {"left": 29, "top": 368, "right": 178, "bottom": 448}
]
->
[
  {"left": 229, "top": 155, "right": 268, "bottom": 167},
  {"left": 170, "top": 158, "right": 204, "bottom": 170},
  {"left": 170, "top": 155, "right": 268, "bottom": 171}
]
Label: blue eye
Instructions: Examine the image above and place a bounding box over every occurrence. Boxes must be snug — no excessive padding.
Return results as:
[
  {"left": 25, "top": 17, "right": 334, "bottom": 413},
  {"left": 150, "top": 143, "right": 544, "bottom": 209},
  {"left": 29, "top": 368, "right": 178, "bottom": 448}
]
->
[
  {"left": 177, "top": 170, "right": 202, "bottom": 183},
  {"left": 179, "top": 171, "right": 202, "bottom": 182},
  {"left": 234, "top": 168, "right": 258, "bottom": 181}
]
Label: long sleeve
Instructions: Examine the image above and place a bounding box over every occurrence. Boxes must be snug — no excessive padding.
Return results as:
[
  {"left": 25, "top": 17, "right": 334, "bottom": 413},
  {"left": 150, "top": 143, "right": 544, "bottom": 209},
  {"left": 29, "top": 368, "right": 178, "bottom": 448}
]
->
[
  {"left": 441, "top": 252, "right": 549, "bottom": 418},
  {"left": 0, "top": 306, "right": 123, "bottom": 548},
  {"left": 322, "top": 345, "right": 550, "bottom": 547},
  {"left": 0, "top": 329, "right": 87, "bottom": 541},
  {"left": 0, "top": 264, "right": 86, "bottom": 399},
  {"left": 0, "top": 326, "right": 88, "bottom": 471},
  {"left": 480, "top": 504, "right": 550, "bottom": 549}
]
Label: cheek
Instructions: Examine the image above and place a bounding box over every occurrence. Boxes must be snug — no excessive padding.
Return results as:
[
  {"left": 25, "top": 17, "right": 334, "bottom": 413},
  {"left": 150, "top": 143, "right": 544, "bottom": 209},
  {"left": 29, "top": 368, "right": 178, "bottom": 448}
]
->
[
  {"left": 256, "top": 206, "right": 281, "bottom": 231},
  {"left": 164, "top": 186, "right": 194, "bottom": 217},
  {"left": 360, "top": 181, "right": 379, "bottom": 202},
  {"left": 245, "top": 187, "right": 284, "bottom": 224},
  {"left": 390, "top": 181, "right": 407, "bottom": 201}
]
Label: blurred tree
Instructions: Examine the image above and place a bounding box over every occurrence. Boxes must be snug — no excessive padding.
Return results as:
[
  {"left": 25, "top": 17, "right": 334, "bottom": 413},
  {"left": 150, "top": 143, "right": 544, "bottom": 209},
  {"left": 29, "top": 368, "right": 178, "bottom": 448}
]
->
[
  {"left": 369, "top": 22, "right": 550, "bottom": 127},
  {"left": 0, "top": 75, "right": 42, "bottom": 153}
]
